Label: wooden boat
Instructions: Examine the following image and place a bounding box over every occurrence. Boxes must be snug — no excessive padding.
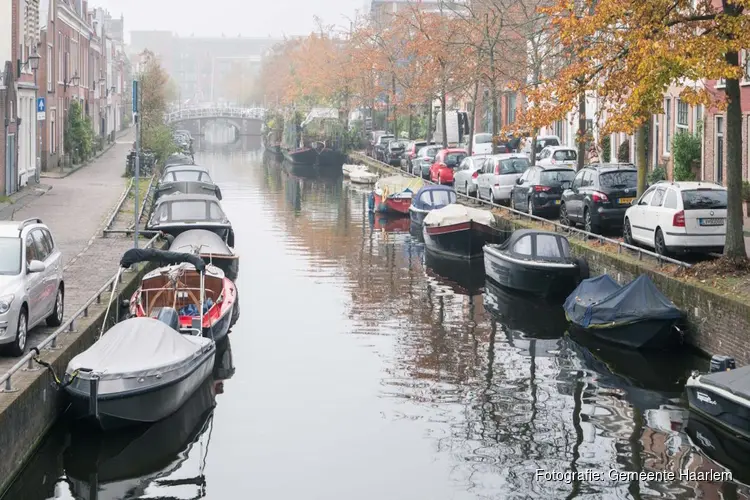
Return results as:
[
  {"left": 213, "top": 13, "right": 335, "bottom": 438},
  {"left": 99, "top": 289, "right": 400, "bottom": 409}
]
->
[
  {"left": 350, "top": 169, "right": 378, "bottom": 184},
  {"left": 369, "top": 175, "right": 424, "bottom": 215},
  {"left": 147, "top": 193, "right": 234, "bottom": 245},
  {"left": 409, "top": 185, "right": 457, "bottom": 225},
  {"left": 422, "top": 204, "right": 508, "bottom": 259},
  {"left": 343, "top": 164, "right": 366, "bottom": 177},
  {"left": 169, "top": 228, "right": 239, "bottom": 281},
  {"left": 126, "top": 249, "right": 237, "bottom": 343},
  {"left": 484, "top": 229, "right": 587, "bottom": 297},
  {"left": 563, "top": 274, "right": 682, "bottom": 348}
]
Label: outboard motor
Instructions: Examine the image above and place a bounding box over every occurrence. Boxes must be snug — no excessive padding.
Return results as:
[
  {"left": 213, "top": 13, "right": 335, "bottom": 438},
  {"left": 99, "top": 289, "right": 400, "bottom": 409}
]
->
[
  {"left": 155, "top": 307, "right": 180, "bottom": 332},
  {"left": 710, "top": 355, "right": 736, "bottom": 372}
]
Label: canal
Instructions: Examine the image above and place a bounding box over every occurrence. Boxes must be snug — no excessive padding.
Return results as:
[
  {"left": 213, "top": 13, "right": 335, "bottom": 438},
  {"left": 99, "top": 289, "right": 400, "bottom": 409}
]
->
[{"left": 4, "top": 142, "right": 750, "bottom": 499}]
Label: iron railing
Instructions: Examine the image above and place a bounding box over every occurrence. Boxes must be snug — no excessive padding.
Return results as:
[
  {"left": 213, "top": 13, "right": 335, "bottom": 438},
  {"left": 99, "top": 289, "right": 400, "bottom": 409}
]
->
[
  {"left": 103, "top": 177, "right": 134, "bottom": 235},
  {"left": 166, "top": 106, "right": 266, "bottom": 122},
  {"left": 349, "top": 152, "right": 694, "bottom": 269},
  {"left": 0, "top": 234, "right": 162, "bottom": 393}
]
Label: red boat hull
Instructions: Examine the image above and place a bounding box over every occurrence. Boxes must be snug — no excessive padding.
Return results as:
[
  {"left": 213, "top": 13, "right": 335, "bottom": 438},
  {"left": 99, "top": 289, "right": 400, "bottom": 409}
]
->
[{"left": 373, "top": 192, "right": 412, "bottom": 215}]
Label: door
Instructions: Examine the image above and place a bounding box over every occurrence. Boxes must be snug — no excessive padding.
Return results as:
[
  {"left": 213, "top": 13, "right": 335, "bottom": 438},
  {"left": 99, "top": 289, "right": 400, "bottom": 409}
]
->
[
  {"left": 478, "top": 159, "right": 494, "bottom": 199},
  {"left": 5, "top": 134, "right": 16, "bottom": 196},
  {"left": 24, "top": 233, "right": 46, "bottom": 326},
  {"left": 515, "top": 168, "right": 533, "bottom": 210},
  {"left": 567, "top": 169, "right": 586, "bottom": 221},
  {"left": 31, "top": 229, "right": 57, "bottom": 317},
  {"left": 630, "top": 187, "right": 656, "bottom": 243}
]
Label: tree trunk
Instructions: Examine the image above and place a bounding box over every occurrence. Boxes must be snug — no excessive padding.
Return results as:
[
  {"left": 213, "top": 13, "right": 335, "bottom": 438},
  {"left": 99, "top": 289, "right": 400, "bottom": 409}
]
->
[
  {"left": 408, "top": 106, "right": 413, "bottom": 140},
  {"left": 723, "top": 68, "right": 746, "bottom": 260},
  {"left": 577, "top": 91, "right": 586, "bottom": 171},
  {"left": 385, "top": 93, "right": 390, "bottom": 135},
  {"left": 440, "top": 92, "right": 448, "bottom": 148},
  {"left": 490, "top": 81, "right": 499, "bottom": 154},
  {"left": 636, "top": 123, "right": 648, "bottom": 197},
  {"left": 426, "top": 100, "right": 433, "bottom": 143},
  {"left": 468, "top": 79, "right": 479, "bottom": 156},
  {"left": 391, "top": 73, "right": 398, "bottom": 138},
  {"left": 530, "top": 134, "right": 538, "bottom": 166}
]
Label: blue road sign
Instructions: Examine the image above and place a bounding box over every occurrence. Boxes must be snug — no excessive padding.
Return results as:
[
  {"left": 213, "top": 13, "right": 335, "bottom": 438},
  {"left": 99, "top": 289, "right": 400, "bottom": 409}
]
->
[
  {"left": 37, "top": 97, "right": 45, "bottom": 113},
  {"left": 132, "top": 81, "right": 138, "bottom": 113}
]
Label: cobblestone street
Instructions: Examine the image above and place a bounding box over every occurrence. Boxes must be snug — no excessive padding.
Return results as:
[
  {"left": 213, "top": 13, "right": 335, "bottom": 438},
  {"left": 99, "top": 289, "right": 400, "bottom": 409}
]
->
[{"left": 0, "top": 131, "right": 143, "bottom": 370}]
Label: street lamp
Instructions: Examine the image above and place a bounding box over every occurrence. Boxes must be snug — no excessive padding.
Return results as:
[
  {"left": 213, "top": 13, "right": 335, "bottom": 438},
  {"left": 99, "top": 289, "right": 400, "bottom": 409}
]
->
[
  {"left": 22, "top": 49, "right": 41, "bottom": 182},
  {"left": 63, "top": 72, "right": 80, "bottom": 90}
]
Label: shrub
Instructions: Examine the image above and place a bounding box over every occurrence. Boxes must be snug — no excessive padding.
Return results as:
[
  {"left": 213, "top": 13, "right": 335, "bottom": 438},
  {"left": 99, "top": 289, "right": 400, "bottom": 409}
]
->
[
  {"left": 601, "top": 135, "right": 611, "bottom": 162},
  {"left": 617, "top": 140, "right": 630, "bottom": 162},
  {"left": 648, "top": 165, "right": 667, "bottom": 184},
  {"left": 742, "top": 180, "right": 750, "bottom": 202},
  {"left": 672, "top": 130, "right": 700, "bottom": 181}
]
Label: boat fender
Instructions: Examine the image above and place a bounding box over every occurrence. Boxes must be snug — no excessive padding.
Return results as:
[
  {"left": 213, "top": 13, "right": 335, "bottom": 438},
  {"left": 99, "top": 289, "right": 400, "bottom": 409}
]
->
[{"left": 575, "top": 257, "right": 590, "bottom": 280}]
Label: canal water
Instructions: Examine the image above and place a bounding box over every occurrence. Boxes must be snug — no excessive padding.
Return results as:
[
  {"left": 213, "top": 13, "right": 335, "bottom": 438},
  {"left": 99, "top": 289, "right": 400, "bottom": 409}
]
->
[{"left": 5, "top": 142, "right": 750, "bottom": 500}]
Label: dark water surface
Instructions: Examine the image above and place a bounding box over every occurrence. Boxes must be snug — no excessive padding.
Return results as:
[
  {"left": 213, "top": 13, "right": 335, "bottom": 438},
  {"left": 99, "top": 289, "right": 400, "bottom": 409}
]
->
[{"left": 5, "top": 146, "right": 750, "bottom": 499}]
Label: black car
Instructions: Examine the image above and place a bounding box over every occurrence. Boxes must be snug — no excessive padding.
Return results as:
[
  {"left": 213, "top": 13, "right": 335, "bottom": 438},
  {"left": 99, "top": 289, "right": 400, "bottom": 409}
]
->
[
  {"left": 386, "top": 140, "right": 406, "bottom": 166},
  {"left": 511, "top": 166, "right": 576, "bottom": 217},
  {"left": 559, "top": 163, "right": 638, "bottom": 233}
]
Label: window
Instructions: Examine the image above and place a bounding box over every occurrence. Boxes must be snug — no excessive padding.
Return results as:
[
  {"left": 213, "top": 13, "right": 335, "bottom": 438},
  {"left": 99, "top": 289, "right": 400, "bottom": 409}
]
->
[
  {"left": 681, "top": 189, "right": 727, "bottom": 210},
  {"left": 25, "top": 235, "right": 37, "bottom": 264},
  {"left": 31, "top": 230, "right": 51, "bottom": 261},
  {"left": 572, "top": 170, "right": 585, "bottom": 189},
  {"left": 47, "top": 45, "right": 53, "bottom": 92},
  {"left": 639, "top": 189, "right": 655, "bottom": 206},
  {"left": 445, "top": 153, "right": 466, "bottom": 166},
  {"left": 209, "top": 202, "right": 225, "bottom": 220},
  {"left": 663, "top": 189, "right": 678, "bottom": 209},
  {"left": 540, "top": 169, "right": 576, "bottom": 186},
  {"left": 506, "top": 93, "right": 516, "bottom": 124},
  {"left": 650, "top": 188, "right": 665, "bottom": 207},
  {"left": 474, "top": 133, "right": 492, "bottom": 144},
  {"left": 553, "top": 150, "right": 577, "bottom": 161},
  {"left": 599, "top": 171, "right": 637, "bottom": 188},
  {"left": 539, "top": 148, "right": 551, "bottom": 160},
  {"left": 169, "top": 201, "right": 208, "bottom": 221},
  {"left": 459, "top": 158, "right": 470, "bottom": 170},
  {"left": 499, "top": 158, "right": 529, "bottom": 174},
  {"left": 716, "top": 116, "right": 724, "bottom": 184},
  {"left": 58, "top": 32, "right": 63, "bottom": 81},
  {"left": 742, "top": 50, "right": 750, "bottom": 83},
  {"left": 554, "top": 120, "right": 564, "bottom": 140},
  {"left": 536, "top": 235, "right": 562, "bottom": 258},
  {"left": 513, "top": 236, "right": 532, "bottom": 256},
  {"left": 581, "top": 170, "right": 593, "bottom": 187},
  {"left": 172, "top": 171, "right": 202, "bottom": 182},
  {"left": 677, "top": 100, "right": 689, "bottom": 129},
  {"left": 665, "top": 98, "right": 672, "bottom": 153},
  {"left": 419, "top": 192, "right": 433, "bottom": 208},
  {"left": 0, "top": 238, "right": 22, "bottom": 275},
  {"left": 431, "top": 190, "right": 456, "bottom": 207}
]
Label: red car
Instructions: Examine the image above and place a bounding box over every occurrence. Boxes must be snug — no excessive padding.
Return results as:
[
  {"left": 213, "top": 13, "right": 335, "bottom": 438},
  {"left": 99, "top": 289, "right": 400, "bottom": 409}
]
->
[{"left": 430, "top": 149, "right": 468, "bottom": 185}]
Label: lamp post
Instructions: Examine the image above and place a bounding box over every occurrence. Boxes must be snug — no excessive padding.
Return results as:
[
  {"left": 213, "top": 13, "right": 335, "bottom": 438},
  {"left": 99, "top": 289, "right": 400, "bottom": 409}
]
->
[
  {"left": 98, "top": 77, "right": 105, "bottom": 141},
  {"left": 22, "top": 50, "right": 41, "bottom": 182}
]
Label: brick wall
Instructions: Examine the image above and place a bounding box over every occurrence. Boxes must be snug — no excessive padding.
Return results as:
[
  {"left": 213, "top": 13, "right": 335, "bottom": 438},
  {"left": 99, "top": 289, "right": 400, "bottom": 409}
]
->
[{"left": 702, "top": 112, "right": 750, "bottom": 183}]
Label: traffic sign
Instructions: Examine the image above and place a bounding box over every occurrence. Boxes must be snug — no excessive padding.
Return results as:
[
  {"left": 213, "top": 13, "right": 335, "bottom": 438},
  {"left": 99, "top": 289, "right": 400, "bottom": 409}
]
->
[{"left": 36, "top": 97, "right": 45, "bottom": 121}]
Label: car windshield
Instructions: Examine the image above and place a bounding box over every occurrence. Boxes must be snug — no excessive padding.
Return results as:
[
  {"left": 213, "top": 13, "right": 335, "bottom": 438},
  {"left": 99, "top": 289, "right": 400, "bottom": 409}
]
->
[
  {"left": 500, "top": 158, "right": 530, "bottom": 174},
  {"left": 540, "top": 169, "right": 576, "bottom": 186},
  {"left": 682, "top": 189, "right": 727, "bottom": 210},
  {"left": 599, "top": 170, "right": 637, "bottom": 188},
  {"left": 474, "top": 133, "right": 492, "bottom": 144},
  {"left": 379, "top": 136, "right": 394, "bottom": 143},
  {"left": 390, "top": 141, "right": 404, "bottom": 149},
  {"left": 171, "top": 171, "right": 203, "bottom": 182},
  {"left": 0, "top": 237, "right": 21, "bottom": 275},
  {"left": 553, "top": 150, "right": 577, "bottom": 161},
  {"left": 539, "top": 138, "right": 560, "bottom": 148},
  {"left": 446, "top": 153, "right": 467, "bottom": 166},
  {"left": 424, "top": 147, "right": 440, "bottom": 158}
]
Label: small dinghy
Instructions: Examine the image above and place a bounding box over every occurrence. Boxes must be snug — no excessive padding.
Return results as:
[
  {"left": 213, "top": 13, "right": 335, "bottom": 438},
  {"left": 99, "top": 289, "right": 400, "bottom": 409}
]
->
[
  {"left": 408, "top": 185, "right": 457, "bottom": 226},
  {"left": 484, "top": 229, "right": 587, "bottom": 297},
  {"left": 686, "top": 355, "right": 750, "bottom": 440},
  {"left": 423, "top": 204, "right": 508, "bottom": 259},
  {"left": 342, "top": 164, "right": 366, "bottom": 177},
  {"left": 369, "top": 175, "right": 424, "bottom": 214},
  {"left": 64, "top": 318, "right": 215, "bottom": 430},
  {"left": 350, "top": 169, "right": 378, "bottom": 184},
  {"left": 563, "top": 274, "right": 683, "bottom": 349}
]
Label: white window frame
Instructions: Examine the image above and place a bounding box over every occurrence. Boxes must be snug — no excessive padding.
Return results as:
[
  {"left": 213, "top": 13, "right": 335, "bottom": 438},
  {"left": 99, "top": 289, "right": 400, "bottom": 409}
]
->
[
  {"left": 742, "top": 50, "right": 750, "bottom": 86},
  {"left": 676, "top": 99, "right": 689, "bottom": 131},
  {"left": 664, "top": 98, "right": 672, "bottom": 154},
  {"left": 715, "top": 115, "right": 724, "bottom": 184}
]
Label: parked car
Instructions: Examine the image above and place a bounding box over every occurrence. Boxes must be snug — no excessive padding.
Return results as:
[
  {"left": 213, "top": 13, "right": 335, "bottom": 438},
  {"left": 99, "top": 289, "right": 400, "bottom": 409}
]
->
[
  {"left": 385, "top": 140, "right": 406, "bottom": 166},
  {"left": 476, "top": 154, "right": 531, "bottom": 204},
  {"left": 510, "top": 166, "right": 576, "bottom": 217},
  {"left": 559, "top": 163, "right": 638, "bottom": 234},
  {"left": 454, "top": 155, "right": 490, "bottom": 197},
  {"left": 0, "top": 218, "right": 65, "bottom": 356},
  {"left": 430, "top": 149, "right": 467, "bottom": 185},
  {"left": 402, "top": 140, "right": 432, "bottom": 171},
  {"left": 413, "top": 145, "right": 444, "bottom": 178},
  {"left": 374, "top": 133, "right": 395, "bottom": 161},
  {"left": 522, "top": 135, "right": 562, "bottom": 159},
  {"left": 536, "top": 146, "right": 578, "bottom": 167},
  {"left": 623, "top": 181, "right": 726, "bottom": 255},
  {"left": 466, "top": 133, "right": 494, "bottom": 155}
]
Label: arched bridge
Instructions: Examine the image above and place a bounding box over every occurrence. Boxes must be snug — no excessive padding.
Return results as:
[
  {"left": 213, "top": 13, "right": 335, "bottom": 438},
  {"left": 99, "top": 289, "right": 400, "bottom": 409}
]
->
[{"left": 165, "top": 106, "right": 266, "bottom": 136}]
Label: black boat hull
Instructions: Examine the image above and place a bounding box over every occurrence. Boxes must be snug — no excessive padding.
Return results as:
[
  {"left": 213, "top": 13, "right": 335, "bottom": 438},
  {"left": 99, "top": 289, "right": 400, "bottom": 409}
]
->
[
  {"left": 423, "top": 221, "right": 506, "bottom": 260},
  {"left": 409, "top": 207, "right": 429, "bottom": 225},
  {"left": 424, "top": 252, "right": 486, "bottom": 294},
  {"left": 317, "top": 148, "right": 345, "bottom": 170},
  {"left": 686, "top": 379, "right": 750, "bottom": 440},
  {"left": 568, "top": 318, "right": 678, "bottom": 350},
  {"left": 204, "top": 304, "right": 234, "bottom": 342},
  {"left": 66, "top": 347, "right": 215, "bottom": 431},
  {"left": 283, "top": 147, "right": 317, "bottom": 165},
  {"left": 484, "top": 248, "right": 581, "bottom": 297},
  {"left": 686, "top": 411, "right": 750, "bottom": 484}
]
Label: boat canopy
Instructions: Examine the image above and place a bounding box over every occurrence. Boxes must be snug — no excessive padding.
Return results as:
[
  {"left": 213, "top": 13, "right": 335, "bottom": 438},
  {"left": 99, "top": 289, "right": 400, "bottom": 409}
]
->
[
  {"left": 563, "top": 274, "right": 683, "bottom": 328},
  {"left": 301, "top": 107, "right": 339, "bottom": 127},
  {"left": 411, "top": 185, "right": 457, "bottom": 211},
  {"left": 148, "top": 193, "right": 228, "bottom": 227},
  {"left": 700, "top": 365, "right": 750, "bottom": 400},
  {"left": 490, "top": 229, "right": 572, "bottom": 262},
  {"left": 67, "top": 317, "right": 212, "bottom": 381},
  {"left": 423, "top": 203, "right": 495, "bottom": 227},
  {"left": 169, "top": 229, "right": 233, "bottom": 256},
  {"left": 165, "top": 153, "right": 194, "bottom": 167},
  {"left": 120, "top": 248, "right": 206, "bottom": 272},
  {"left": 375, "top": 175, "right": 424, "bottom": 198}
]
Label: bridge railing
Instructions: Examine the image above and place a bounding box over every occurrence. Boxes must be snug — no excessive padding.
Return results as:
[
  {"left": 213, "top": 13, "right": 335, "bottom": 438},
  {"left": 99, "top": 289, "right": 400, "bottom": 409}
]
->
[{"left": 166, "top": 107, "right": 266, "bottom": 122}]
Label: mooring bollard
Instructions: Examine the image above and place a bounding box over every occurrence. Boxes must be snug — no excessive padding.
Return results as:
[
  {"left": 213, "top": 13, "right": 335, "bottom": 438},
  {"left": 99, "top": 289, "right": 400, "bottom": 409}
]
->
[
  {"left": 69, "top": 320, "right": 75, "bottom": 332},
  {"left": 4, "top": 377, "right": 12, "bottom": 392}
]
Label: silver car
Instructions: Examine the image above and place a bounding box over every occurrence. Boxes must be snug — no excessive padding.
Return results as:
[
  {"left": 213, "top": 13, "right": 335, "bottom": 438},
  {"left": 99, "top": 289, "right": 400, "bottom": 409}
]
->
[
  {"left": 476, "top": 154, "right": 530, "bottom": 204},
  {"left": 412, "top": 145, "right": 444, "bottom": 178},
  {"left": 0, "top": 219, "right": 64, "bottom": 356},
  {"left": 454, "top": 155, "right": 490, "bottom": 197}
]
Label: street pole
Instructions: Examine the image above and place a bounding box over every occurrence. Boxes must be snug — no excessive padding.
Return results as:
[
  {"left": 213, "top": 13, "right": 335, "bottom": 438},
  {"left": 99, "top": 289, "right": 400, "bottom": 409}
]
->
[
  {"left": 133, "top": 79, "right": 140, "bottom": 248},
  {"left": 34, "top": 70, "right": 40, "bottom": 183}
]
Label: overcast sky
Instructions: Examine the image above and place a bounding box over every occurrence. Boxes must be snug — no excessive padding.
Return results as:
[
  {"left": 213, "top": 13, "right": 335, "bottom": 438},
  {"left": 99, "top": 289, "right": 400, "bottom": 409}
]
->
[{"left": 93, "top": 0, "right": 366, "bottom": 40}]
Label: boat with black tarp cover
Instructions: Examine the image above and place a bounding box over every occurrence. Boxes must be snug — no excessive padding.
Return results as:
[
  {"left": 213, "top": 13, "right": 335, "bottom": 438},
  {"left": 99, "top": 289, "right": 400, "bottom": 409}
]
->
[
  {"left": 563, "top": 274, "right": 684, "bottom": 349},
  {"left": 169, "top": 228, "right": 239, "bottom": 281},
  {"left": 154, "top": 165, "right": 222, "bottom": 202},
  {"left": 147, "top": 193, "right": 235, "bottom": 245}
]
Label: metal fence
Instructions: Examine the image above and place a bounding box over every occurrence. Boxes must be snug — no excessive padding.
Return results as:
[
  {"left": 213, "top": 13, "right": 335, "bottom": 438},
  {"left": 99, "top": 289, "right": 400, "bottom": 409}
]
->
[
  {"left": 0, "top": 234, "right": 162, "bottom": 393},
  {"left": 349, "top": 152, "right": 693, "bottom": 269},
  {"left": 103, "top": 177, "right": 134, "bottom": 235}
]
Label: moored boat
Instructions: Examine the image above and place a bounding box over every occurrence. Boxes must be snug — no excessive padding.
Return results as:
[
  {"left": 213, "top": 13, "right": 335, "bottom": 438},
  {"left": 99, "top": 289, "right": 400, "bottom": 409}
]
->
[
  {"left": 164, "top": 153, "right": 194, "bottom": 167},
  {"left": 369, "top": 175, "right": 424, "bottom": 215},
  {"left": 147, "top": 193, "right": 235, "bottom": 245},
  {"left": 343, "top": 164, "right": 366, "bottom": 177},
  {"left": 350, "top": 169, "right": 378, "bottom": 184},
  {"left": 409, "top": 185, "right": 457, "bottom": 225},
  {"left": 169, "top": 228, "right": 239, "bottom": 281},
  {"left": 563, "top": 274, "right": 683, "bottom": 349},
  {"left": 125, "top": 248, "right": 237, "bottom": 342},
  {"left": 423, "top": 204, "right": 507, "bottom": 259},
  {"left": 484, "top": 229, "right": 587, "bottom": 297},
  {"left": 154, "top": 165, "right": 222, "bottom": 202}
]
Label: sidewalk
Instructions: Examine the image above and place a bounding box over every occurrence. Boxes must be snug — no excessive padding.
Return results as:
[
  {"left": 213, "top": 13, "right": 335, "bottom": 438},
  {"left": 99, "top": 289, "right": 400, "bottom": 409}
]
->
[{"left": 0, "top": 129, "right": 139, "bottom": 370}]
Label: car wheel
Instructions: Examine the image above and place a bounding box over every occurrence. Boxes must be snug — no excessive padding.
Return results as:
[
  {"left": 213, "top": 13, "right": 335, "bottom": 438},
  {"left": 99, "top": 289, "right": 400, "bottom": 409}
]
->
[
  {"left": 490, "top": 191, "right": 497, "bottom": 205},
  {"left": 8, "top": 308, "right": 27, "bottom": 357},
  {"left": 584, "top": 207, "right": 599, "bottom": 234},
  {"left": 559, "top": 203, "right": 572, "bottom": 227},
  {"left": 655, "top": 228, "right": 668, "bottom": 256},
  {"left": 623, "top": 219, "right": 634, "bottom": 245},
  {"left": 47, "top": 285, "right": 64, "bottom": 327},
  {"left": 527, "top": 198, "right": 534, "bottom": 216},
  {"left": 510, "top": 195, "right": 516, "bottom": 210}
]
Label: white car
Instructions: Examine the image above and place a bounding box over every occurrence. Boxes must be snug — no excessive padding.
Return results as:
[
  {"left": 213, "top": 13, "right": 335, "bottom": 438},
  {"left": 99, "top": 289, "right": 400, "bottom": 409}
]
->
[
  {"left": 623, "top": 181, "right": 726, "bottom": 255},
  {"left": 453, "top": 154, "right": 490, "bottom": 196},
  {"left": 536, "top": 146, "right": 578, "bottom": 168},
  {"left": 522, "top": 135, "right": 561, "bottom": 158},
  {"left": 466, "top": 133, "right": 494, "bottom": 155},
  {"left": 476, "top": 154, "right": 530, "bottom": 204}
]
